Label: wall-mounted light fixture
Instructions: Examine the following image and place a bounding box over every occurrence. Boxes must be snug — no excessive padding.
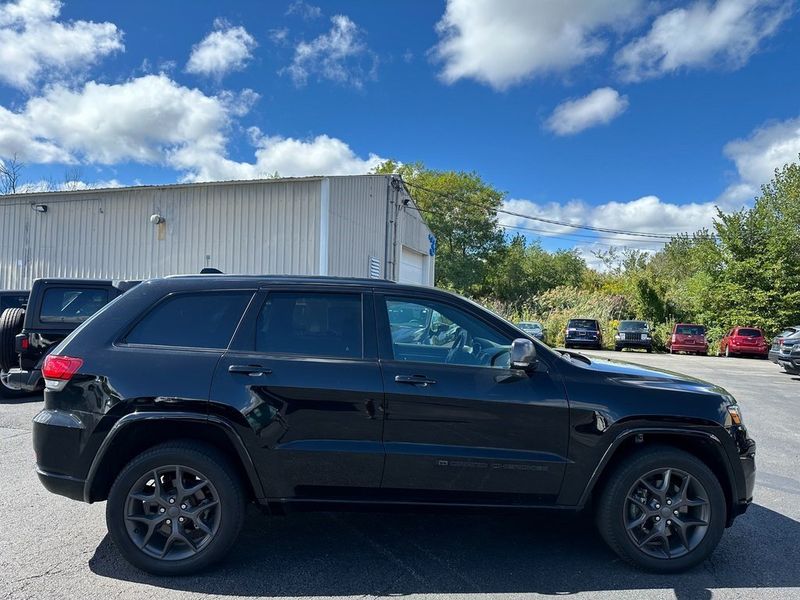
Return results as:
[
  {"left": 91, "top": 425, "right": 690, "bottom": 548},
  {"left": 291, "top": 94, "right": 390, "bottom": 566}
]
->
[
  {"left": 32, "top": 203, "right": 48, "bottom": 213},
  {"left": 149, "top": 214, "right": 165, "bottom": 224}
]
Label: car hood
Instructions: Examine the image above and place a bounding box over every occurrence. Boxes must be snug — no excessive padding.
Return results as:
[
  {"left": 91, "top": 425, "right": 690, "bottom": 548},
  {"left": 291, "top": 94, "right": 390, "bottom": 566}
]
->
[{"left": 566, "top": 354, "right": 731, "bottom": 399}]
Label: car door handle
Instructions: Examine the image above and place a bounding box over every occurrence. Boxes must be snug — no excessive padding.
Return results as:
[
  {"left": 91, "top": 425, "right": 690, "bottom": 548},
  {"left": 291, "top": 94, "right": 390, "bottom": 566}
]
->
[
  {"left": 228, "top": 364, "right": 272, "bottom": 377},
  {"left": 394, "top": 374, "right": 436, "bottom": 386}
]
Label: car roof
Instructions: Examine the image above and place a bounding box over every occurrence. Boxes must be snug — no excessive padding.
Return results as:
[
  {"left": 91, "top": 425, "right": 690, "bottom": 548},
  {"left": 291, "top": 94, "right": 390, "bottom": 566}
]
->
[{"left": 151, "top": 274, "right": 444, "bottom": 295}]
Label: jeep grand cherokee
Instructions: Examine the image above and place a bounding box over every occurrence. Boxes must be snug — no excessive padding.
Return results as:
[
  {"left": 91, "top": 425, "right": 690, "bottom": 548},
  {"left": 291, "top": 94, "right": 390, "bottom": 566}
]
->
[{"left": 33, "top": 276, "right": 755, "bottom": 575}]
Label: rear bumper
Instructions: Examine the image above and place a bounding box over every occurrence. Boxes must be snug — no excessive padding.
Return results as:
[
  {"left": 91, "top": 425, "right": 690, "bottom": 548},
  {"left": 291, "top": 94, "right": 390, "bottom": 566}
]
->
[
  {"left": 3, "top": 368, "right": 43, "bottom": 392},
  {"left": 728, "top": 344, "right": 768, "bottom": 356},
  {"left": 565, "top": 338, "right": 601, "bottom": 347},
  {"left": 32, "top": 409, "right": 89, "bottom": 502},
  {"left": 670, "top": 344, "right": 708, "bottom": 353},
  {"left": 36, "top": 467, "right": 85, "bottom": 501}
]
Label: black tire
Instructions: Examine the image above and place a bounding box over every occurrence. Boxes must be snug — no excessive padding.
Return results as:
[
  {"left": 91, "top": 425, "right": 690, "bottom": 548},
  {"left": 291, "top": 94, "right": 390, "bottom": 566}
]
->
[
  {"left": 107, "top": 441, "right": 246, "bottom": 576},
  {"left": 614, "top": 346, "right": 622, "bottom": 352},
  {"left": 646, "top": 347, "right": 652, "bottom": 353},
  {"left": 0, "top": 307, "right": 24, "bottom": 372},
  {"left": 596, "top": 446, "right": 726, "bottom": 573}
]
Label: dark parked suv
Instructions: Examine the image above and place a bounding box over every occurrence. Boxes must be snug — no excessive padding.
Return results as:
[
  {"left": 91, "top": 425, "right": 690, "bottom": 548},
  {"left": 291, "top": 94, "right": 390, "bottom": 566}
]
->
[
  {"left": 614, "top": 320, "right": 653, "bottom": 352},
  {"left": 564, "top": 318, "right": 603, "bottom": 349},
  {"left": 33, "top": 276, "right": 755, "bottom": 575}
]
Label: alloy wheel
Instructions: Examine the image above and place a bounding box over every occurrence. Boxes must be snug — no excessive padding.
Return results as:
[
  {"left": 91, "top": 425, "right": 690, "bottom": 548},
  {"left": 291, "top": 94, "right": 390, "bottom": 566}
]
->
[
  {"left": 124, "top": 465, "right": 221, "bottom": 561},
  {"left": 624, "top": 468, "right": 710, "bottom": 559}
]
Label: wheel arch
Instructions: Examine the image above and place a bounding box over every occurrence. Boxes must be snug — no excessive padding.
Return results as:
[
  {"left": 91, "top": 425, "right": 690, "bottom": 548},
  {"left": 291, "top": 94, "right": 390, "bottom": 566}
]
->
[
  {"left": 580, "top": 428, "right": 737, "bottom": 526},
  {"left": 84, "top": 412, "right": 265, "bottom": 503}
]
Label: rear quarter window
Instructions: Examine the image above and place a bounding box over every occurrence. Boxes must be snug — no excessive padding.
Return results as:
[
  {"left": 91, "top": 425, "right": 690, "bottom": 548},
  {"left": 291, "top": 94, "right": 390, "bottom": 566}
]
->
[
  {"left": 40, "top": 288, "right": 110, "bottom": 323},
  {"left": 124, "top": 291, "right": 253, "bottom": 349},
  {"left": 568, "top": 319, "right": 598, "bottom": 330}
]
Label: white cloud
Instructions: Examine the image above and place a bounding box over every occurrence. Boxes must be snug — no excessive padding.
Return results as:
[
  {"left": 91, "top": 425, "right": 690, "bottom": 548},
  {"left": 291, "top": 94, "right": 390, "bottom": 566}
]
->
[
  {"left": 186, "top": 19, "right": 257, "bottom": 79},
  {"left": 616, "top": 0, "right": 791, "bottom": 81},
  {"left": 721, "top": 116, "right": 800, "bottom": 201},
  {"left": 286, "top": 0, "right": 322, "bottom": 20},
  {"left": 284, "top": 14, "right": 377, "bottom": 88},
  {"left": 18, "top": 177, "right": 122, "bottom": 193},
  {"left": 501, "top": 196, "right": 722, "bottom": 242},
  {"left": 171, "top": 130, "right": 385, "bottom": 182},
  {"left": 0, "top": 72, "right": 383, "bottom": 181},
  {"left": 433, "top": 0, "right": 643, "bottom": 90},
  {"left": 546, "top": 87, "right": 629, "bottom": 136},
  {"left": 0, "top": 0, "right": 123, "bottom": 91}
]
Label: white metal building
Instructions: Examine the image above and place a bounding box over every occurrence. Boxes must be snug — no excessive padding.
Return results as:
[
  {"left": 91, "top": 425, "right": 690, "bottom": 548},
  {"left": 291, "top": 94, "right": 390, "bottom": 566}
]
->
[{"left": 0, "top": 175, "right": 435, "bottom": 290}]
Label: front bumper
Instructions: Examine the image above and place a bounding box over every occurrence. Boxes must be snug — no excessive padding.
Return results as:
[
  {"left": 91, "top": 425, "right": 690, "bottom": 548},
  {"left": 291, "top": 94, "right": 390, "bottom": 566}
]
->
[
  {"left": 615, "top": 339, "right": 652, "bottom": 349},
  {"left": 732, "top": 438, "right": 756, "bottom": 522},
  {"left": 777, "top": 357, "right": 800, "bottom": 373}
]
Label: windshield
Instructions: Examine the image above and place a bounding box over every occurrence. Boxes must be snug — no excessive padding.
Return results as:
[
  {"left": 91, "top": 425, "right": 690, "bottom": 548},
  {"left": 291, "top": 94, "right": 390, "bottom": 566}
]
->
[
  {"left": 518, "top": 322, "right": 542, "bottom": 331},
  {"left": 619, "top": 321, "right": 647, "bottom": 331},
  {"left": 568, "top": 319, "right": 598, "bottom": 330},
  {"left": 675, "top": 324, "right": 705, "bottom": 335},
  {"left": 737, "top": 328, "right": 762, "bottom": 337}
]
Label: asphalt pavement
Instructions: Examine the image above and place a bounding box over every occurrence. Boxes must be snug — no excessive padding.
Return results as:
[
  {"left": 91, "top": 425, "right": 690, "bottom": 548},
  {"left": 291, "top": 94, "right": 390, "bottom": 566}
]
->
[{"left": 1, "top": 351, "right": 799, "bottom": 600}]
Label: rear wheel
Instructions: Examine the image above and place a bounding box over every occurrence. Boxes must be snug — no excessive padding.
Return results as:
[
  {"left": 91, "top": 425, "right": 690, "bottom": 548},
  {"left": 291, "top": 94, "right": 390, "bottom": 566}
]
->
[
  {"left": 596, "top": 447, "right": 726, "bottom": 573},
  {"left": 0, "top": 307, "right": 24, "bottom": 373},
  {"left": 725, "top": 346, "right": 730, "bottom": 358},
  {"left": 107, "top": 441, "right": 246, "bottom": 575}
]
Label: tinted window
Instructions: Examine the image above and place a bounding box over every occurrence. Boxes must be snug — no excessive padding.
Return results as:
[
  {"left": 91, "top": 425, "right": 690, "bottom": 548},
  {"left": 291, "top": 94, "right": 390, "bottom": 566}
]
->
[
  {"left": 568, "top": 319, "right": 598, "bottom": 330},
  {"left": 40, "top": 288, "right": 110, "bottom": 323},
  {"left": 518, "top": 322, "right": 542, "bottom": 331},
  {"left": 737, "top": 328, "right": 762, "bottom": 337},
  {"left": 385, "top": 298, "right": 512, "bottom": 368},
  {"left": 619, "top": 321, "right": 647, "bottom": 331},
  {"left": 675, "top": 325, "right": 705, "bottom": 335},
  {"left": 126, "top": 291, "right": 252, "bottom": 348},
  {"left": 256, "top": 293, "right": 362, "bottom": 358}
]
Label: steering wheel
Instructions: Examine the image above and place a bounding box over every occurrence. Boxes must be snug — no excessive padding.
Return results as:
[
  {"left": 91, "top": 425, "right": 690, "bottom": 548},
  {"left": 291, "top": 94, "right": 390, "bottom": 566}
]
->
[{"left": 445, "top": 328, "right": 470, "bottom": 364}]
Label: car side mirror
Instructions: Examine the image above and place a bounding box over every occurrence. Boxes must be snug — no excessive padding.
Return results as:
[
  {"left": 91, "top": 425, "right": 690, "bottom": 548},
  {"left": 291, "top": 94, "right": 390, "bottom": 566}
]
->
[{"left": 511, "top": 338, "right": 537, "bottom": 371}]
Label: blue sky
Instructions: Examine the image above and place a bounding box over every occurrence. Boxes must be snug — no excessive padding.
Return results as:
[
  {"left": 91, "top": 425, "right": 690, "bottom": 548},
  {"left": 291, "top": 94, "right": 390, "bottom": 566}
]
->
[{"left": 1, "top": 0, "right": 799, "bottom": 260}]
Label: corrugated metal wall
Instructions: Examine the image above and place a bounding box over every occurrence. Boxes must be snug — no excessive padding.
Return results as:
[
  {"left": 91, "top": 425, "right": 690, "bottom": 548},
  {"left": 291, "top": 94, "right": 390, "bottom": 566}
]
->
[
  {"left": 327, "top": 176, "right": 434, "bottom": 284},
  {"left": 0, "top": 178, "right": 322, "bottom": 289}
]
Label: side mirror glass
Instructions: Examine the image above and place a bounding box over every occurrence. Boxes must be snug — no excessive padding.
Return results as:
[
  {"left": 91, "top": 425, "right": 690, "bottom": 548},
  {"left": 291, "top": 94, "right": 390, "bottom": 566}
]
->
[{"left": 511, "top": 338, "right": 537, "bottom": 370}]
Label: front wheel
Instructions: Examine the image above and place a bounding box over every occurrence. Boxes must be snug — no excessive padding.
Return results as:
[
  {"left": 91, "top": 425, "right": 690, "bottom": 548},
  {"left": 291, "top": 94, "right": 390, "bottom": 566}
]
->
[
  {"left": 596, "top": 447, "right": 726, "bottom": 573},
  {"left": 107, "top": 441, "right": 246, "bottom": 575}
]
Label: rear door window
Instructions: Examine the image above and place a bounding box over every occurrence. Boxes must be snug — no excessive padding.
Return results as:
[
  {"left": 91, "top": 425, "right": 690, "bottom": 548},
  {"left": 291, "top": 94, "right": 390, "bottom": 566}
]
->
[
  {"left": 255, "top": 292, "right": 363, "bottom": 359},
  {"left": 125, "top": 291, "right": 253, "bottom": 349},
  {"left": 40, "top": 287, "right": 110, "bottom": 323},
  {"left": 568, "top": 319, "right": 598, "bottom": 330},
  {"left": 676, "top": 325, "right": 704, "bottom": 335},
  {"left": 737, "top": 328, "right": 762, "bottom": 337}
]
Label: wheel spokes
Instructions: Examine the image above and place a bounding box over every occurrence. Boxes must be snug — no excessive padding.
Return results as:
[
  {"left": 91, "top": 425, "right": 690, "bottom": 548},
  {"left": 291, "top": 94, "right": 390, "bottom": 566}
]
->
[{"left": 124, "top": 464, "right": 220, "bottom": 561}]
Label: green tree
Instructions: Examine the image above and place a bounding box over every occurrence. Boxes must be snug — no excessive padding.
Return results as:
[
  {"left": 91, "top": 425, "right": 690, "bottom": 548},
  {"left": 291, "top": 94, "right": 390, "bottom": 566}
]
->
[{"left": 373, "top": 160, "right": 506, "bottom": 295}]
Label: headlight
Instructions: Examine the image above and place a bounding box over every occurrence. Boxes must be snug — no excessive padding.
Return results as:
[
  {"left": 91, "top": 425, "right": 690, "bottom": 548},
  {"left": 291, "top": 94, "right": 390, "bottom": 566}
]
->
[{"left": 615, "top": 333, "right": 622, "bottom": 339}]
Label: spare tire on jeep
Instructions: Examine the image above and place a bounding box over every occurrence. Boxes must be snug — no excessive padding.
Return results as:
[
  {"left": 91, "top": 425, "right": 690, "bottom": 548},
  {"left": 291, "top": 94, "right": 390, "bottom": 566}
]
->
[{"left": 0, "top": 307, "right": 25, "bottom": 372}]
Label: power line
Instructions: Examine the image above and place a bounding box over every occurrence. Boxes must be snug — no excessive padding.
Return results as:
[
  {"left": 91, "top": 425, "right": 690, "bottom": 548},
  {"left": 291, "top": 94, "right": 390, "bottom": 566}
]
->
[
  {"left": 403, "top": 179, "right": 711, "bottom": 241},
  {"left": 405, "top": 202, "right": 666, "bottom": 249}
]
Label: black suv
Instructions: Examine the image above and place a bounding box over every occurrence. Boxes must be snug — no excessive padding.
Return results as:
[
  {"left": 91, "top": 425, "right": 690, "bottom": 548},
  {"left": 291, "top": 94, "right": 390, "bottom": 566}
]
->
[
  {"left": 564, "top": 318, "right": 603, "bottom": 350},
  {"left": 33, "top": 276, "right": 755, "bottom": 575},
  {"left": 614, "top": 320, "right": 653, "bottom": 352},
  {"left": 0, "top": 279, "right": 136, "bottom": 395}
]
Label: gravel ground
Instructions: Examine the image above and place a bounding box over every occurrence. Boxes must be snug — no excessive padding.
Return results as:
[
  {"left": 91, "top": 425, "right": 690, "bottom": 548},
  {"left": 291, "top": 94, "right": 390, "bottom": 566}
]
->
[{"left": 1, "top": 351, "right": 799, "bottom": 600}]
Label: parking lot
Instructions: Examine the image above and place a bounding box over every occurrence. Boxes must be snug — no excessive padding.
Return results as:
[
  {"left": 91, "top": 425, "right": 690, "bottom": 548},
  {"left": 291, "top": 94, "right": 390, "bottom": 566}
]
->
[{"left": 1, "top": 351, "right": 798, "bottom": 600}]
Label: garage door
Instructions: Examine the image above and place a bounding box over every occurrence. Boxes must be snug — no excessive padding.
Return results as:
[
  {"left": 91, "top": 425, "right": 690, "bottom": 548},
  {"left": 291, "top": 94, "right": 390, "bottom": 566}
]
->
[{"left": 399, "top": 247, "right": 426, "bottom": 285}]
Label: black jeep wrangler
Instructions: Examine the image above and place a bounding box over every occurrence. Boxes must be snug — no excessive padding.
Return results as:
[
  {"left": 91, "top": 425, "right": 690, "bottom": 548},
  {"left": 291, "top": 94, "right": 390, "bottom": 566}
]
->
[
  {"left": 0, "top": 279, "right": 137, "bottom": 397},
  {"left": 614, "top": 320, "right": 654, "bottom": 352},
  {"left": 33, "top": 275, "right": 755, "bottom": 575}
]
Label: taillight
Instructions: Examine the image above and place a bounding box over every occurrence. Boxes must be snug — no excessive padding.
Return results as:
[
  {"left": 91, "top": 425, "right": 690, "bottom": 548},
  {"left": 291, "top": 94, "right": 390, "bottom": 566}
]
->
[
  {"left": 20, "top": 338, "right": 29, "bottom": 350},
  {"left": 42, "top": 355, "right": 83, "bottom": 381}
]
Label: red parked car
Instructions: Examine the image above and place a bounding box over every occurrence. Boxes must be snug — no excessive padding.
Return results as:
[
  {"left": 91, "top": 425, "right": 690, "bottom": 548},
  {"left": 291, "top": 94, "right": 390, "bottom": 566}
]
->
[
  {"left": 668, "top": 323, "right": 709, "bottom": 355},
  {"left": 719, "top": 326, "right": 769, "bottom": 358}
]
